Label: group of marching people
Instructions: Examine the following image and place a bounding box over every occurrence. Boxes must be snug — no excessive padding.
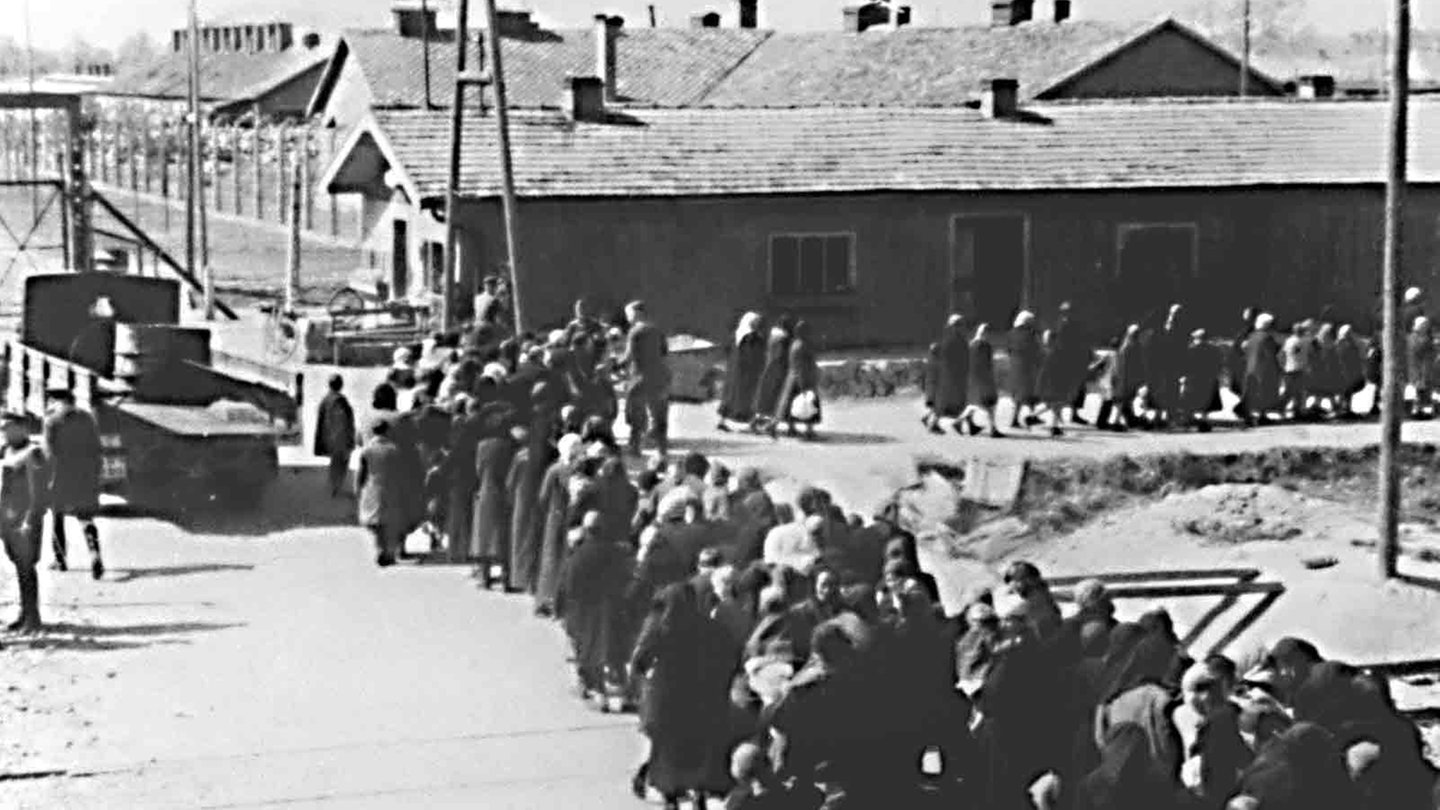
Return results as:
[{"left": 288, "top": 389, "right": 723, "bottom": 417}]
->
[{"left": 914, "top": 291, "right": 1440, "bottom": 438}]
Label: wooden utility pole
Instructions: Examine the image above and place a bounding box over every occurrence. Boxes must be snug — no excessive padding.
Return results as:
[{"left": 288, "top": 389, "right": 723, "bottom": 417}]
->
[
  {"left": 422, "top": 0, "right": 434, "bottom": 109},
  {"left": 441, "top": 0, "right": 472, "bottom": 332},
  {"left": 185, "top": 0, "right": 201, "bottom": 305},
  {"left": 1380, "top": 0, "right": 1411, "bottom": 579},
  {"left": 284, "top": 158, "right": 302, "bottom": 313},
  {"left": 1239, "top": 0, "right": 1251, "bottom": 97},
  {"left": 483, "top": 0, "right": 525, "bottom": 334}
]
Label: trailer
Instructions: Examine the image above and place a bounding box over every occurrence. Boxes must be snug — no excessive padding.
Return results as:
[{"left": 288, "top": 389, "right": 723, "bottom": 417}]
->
[{"left": 1, "top": 274, "right": 299, "bottom": 511}]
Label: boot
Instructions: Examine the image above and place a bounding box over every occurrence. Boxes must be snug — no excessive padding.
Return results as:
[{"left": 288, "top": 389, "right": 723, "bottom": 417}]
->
[{"left": 84, "top": 523, "right": 103, "bottom": 581}]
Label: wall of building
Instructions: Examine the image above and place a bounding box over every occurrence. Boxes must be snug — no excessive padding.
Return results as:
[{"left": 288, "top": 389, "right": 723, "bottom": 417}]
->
[
  {"left": 359, "top": 189, "right": 447, "bottom": 299},
  {"left": 315, "top": 55, "right": 377, "bottom": 132},
  {"left": 1042, "top": 27, "right": 1283, "bottom": 99},
  {"left": 250, "top": 62, "right": 330, "bottom": 120},
  {"left": 346, "top": 187, "right": 1440, "bottom": 347}
]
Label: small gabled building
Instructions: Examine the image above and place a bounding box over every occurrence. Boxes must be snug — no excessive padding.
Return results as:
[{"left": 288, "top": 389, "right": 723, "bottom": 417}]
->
[{"left": 319, "top": 86, "right": 1440, "bottom": 348}]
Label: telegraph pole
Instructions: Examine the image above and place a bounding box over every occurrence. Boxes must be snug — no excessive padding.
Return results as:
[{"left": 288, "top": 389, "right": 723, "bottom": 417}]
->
[
  {"left": 483, "top": 0, "right": 525, "bottom": 334},
  {"left": 440, "top": 0, "right": 471, "bottom": 332},
  {"left": 185, "top": 0, "right": 201, "bottom": 309},
  {"left": 1239, "top": 0, "right": 1251, "bottom": 97},
  {"left": 421, "top": 0, "right": 434, "bottom": 109},
  {"left": 1380, "top": 0, "right": 1411, "bottom": 578}
]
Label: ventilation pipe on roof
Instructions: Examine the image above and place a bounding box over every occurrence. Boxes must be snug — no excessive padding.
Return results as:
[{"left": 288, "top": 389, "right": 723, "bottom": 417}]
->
[
  {"left": 980, "top": 78, "right": 1020, "bottom": 118},
  {"left": 1297, "top": 74, "right": 1336, "bottom": 99},
  {"left": 991, "top": 0, "right": 1034, "bottom": 26},
  {"left": 1053, "top": 0, "right": 1071, "bottom": 23},
  {"left": 565, "top": 76, "right": 606, "bottom": 122},
  {"left": 842, "top": 3, "right": 894, "bottom": 33},
  {"left": 595, "top": 14, "right": 621, "bottom": 103},
  {"left": 691, "top": 11, "right": 722, "bottom": 28},
  {"left": 393, "top": 4, "right": 439, "bottom": 38},
  {"left": 738, "top": 0, "right": 759, "bottom": 28}
]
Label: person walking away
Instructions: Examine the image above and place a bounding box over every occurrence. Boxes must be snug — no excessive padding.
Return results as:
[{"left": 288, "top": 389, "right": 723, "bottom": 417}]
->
[
  {"left": 1110, "top": 324, "right": 1147, "bottom": 431},
  {"left": 444, "top": 396, "right": 483, "bottom": 563},
  {"left": 357, "top": 416, "right": 407, "bottom": 567},
  {"left": 533, "top": 434, "right": 585, "bottom": 617},
  {"left": 1148, "top": 304, "right": 1188, "bottom": 429},
  {"left": 1241, "top": 314, "right": 1283, "bottom": 427},
  {"left": 749, "top": 315, "right": 793, "bottom": 433},
  {"left": 1280, "top": 322, "right": 1313, "bottom": 421},
  {"left": 1180, "top": 329, "right": 1223, "bottom": 433},
  {"left": 1046, "top": 301, "right": 1091, "bottom": 427},
  {"left": 471, "top": 403, "right": 517, "bottom": 588},
  {"left": 921, "top": 342, "right": 943, "bottom": 434},
  {"left": 770, "top": 321, "right": 821, "bottom": 441},
  {"left": 1228, "top": 307, "right": 1258, "bottom": 422},
  {"left": 934, "top": 314, "right": 973, "bottom": 435},
  {"left": 1409, "top": 316, "right": 1437, "bottom": 419},
  {"left": 313, "top": 374, "right": 357, "bottom": 498},
  {"left": 43, "top": 388, "right": 103, "bottom": 579},
  {"left": 1008, "top": 311, "right": 1043, "bottom": 430},
  {"left": 1334, "top": 324, "right": 1366, "bottom": 419},
  {"left": 619, "top": 301, "right": 672, "bottom": 458},
  {"left": 717, "top": 312, "right": 766, "bottom": 433},
  {"left": 965, "top": 323, "right": 1004, "bottom": 437},
  {"left": 1, "top": 412, "right": 47, "bottom": 633}
]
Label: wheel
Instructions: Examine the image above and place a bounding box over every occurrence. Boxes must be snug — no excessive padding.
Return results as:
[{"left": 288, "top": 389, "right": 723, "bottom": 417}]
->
[
  {"left": 326, "top": 287, "right": 369, "bottom": 333},
  {"left": 263, "top": 309, "right": 301, "bottom": 363}
]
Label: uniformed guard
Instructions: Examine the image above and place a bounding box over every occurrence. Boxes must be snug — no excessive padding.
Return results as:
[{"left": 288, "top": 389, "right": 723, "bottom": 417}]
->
[
  {"left": 43, "top": 387, "right": 104, "bottom": 580},
  {"left": 1, "top": 411, "right": 48, "bottom": 633}
]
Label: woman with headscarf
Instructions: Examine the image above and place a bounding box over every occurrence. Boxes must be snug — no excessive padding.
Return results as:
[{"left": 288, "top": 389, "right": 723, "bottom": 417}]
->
[
  {"left": 387, "top": 346, "right": 418, "bottom": 391},
  {"left": 882, "top": 533, "right": 941, "bottom": 608},
  {"left": 718, "top": 312, "right": 767, "bottom": 433},
  {"left": 1233, "top": 722, "right": 1361, "bottom": 810},
  {"left": 1073, "top": 723, "right": 1186, "bottom": 810},
  {"left": 505, "top": 423, "right": 550, "bottom": 593},
  {"left": 470, "top": 403, "right": 517, "bottom": 588},
  {"left": 1334, "top": 324, "right": 1366, "bottom": 419},
  {"left": 770, "top": 320, "right": 821, "bottom": 441},
  {"left": 371, "top": 382, "right": 425, "bottom": 558},
  {"left": 1180, "top": 328, "right": 1224, "bottom": 432},
  {"left": 1242, "top": 313, "right": 1283, "bottom": 426},
  {"left": 1407, "top": 315, "right": 1435, "bottom": 418},
  {"left": 1147, "top": 304, "right": 1188, "bottom": 429},
  {"left": 965, "top": 322, "right": 1004, "bottom": 437},
  {"left": 750, "top": 314, "right": 793, "bottom": 432},
  {"left": 559, "top": 510, "right": 634, "bottom": 703},
  {"left": 443, "top": 396, "right": 484, "bottom": 563},
  {"left": 1009, "top": 311, "right": 1043, "bottom": 431},
  {"left": 1093, "top": 632, "right": 1183, "bottom": 788},
  {"left": 532, "top": 434, "right": 585, "bottom": 617},
  {"left": 630, "top": 581, "right": 732, "bottom": 809}
]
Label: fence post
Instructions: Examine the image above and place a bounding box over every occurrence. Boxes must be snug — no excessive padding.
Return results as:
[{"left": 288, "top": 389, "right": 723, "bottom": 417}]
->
[
  {"left": 142, "top": 116, "right": 152, "bottom": 194},
  {"left": 254, "top": 118, "right": 265, "bottom": 221},
  {"left": 275, "top": 122, "right": 289, "bottom": 225},
  {"left": 302, "top": 127, "right": 315, "bottom": 232},
  {"left": 211, "top": 124, "right": 223, "bottom": 213},
  {"left": 161, "top": 119, "right": 172, "bottom": 232},
  {"left": 327, "top": 126, "right": 339, "bottom": 238},
  {"left": 129, "top": 117, "right": 140, "bottom": 193},
  {"left": 231, "top": 124, "right": 242, "bottom": 216}
]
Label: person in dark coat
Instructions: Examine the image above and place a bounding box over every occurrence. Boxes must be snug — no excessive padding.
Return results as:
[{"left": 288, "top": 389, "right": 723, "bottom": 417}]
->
[
  {"left": 42, "top": 388, "right": 104, "bottom": 579},
  {"left": 750, "top": 315, "right": 793, "bottom": 431},
  {"left": 1146, "top": 304, "right": 1188, "bottom": 428},
  {"left": 505, "top": 426, "right": 551, "bottom": 593},
  {"left": 1108, "top": 324, "right": 1146, "bottom": 431},
  {"left": 718, "top": 312, "right": 767, "bottom": 432},
  {"left": 2, "top": 412, "right": 48, "bottom": 633},
  {"left": 1038, "top": 302, "right": 1087, "bottom": 434},
  {"left": 1008, "top": 311, "right": 1043, "bottom": 430},
  {"left": 619, "top": 300, "right": 672, "bottom": 457},
  {"left": 1407, "top": 316, "right": 1435, "bottom": 418},
  {"left": 770, "top": 320, "right": 821, "bottom": 441},
  {"left": 470, "top": 403, "right": 517, "bottom": 588},
  {"left": 1180, "top": 328, "right": 1224, "bottom": 432},
  {"left": 630, "top": 581, "right": 733, "bottom": 809},
  {"left": 1242, "top": 313, "right": 1283, "bottom": 426},
  {"left": 1233, "top": 722, "right": 1361, "bottom": 810},
  {"left": 1334, "top": 324, "right": 1366, "bottom": 418},
  {"left": 1229, "top": 307, "right": 1259, "bottom": 422},
  {"left": 934, "top": 314, "right": 972, "bottom": 435},
  {"left": 313, "top": 374, "right": 357, "bottom": 498},
  {"left": 443, "top": 396, "right": 483, "bottom": 564},
  {"left": 1072, "top": 723, "right": 1186, "bottom": 810},
  {"left": 533, "top": 434, "right": 585, "bottom": 617},
  {"left": 559, "top": 509, "right": 634, "bottom": 701},
  {"left": 356, "top": 417, "right": 408, "bottom": 567},
  {"left": 965, "top": 322, "right": 1004, "bottom": 437}
]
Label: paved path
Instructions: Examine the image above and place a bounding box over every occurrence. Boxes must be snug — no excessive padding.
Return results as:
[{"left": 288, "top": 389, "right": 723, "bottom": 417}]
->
[{"left": 2, "top": 393, "right": 1436, "bottom": 807}]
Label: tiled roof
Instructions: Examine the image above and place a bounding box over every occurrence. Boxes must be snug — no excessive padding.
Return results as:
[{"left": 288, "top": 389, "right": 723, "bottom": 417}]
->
[
  {"left": 1249, "top": 34, "right": 1440, "bottom": 91},
  {"left": 339, "top": 27, "right": 771, "bottom": 110},
  {"left": 103, "top": 46, "right": 332, "bottom": 103},
  {"left": 323, "top": 99, "right": 1440, "bottom": 201}
]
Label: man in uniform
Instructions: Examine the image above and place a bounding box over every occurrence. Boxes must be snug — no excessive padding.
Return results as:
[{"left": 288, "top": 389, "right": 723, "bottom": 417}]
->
[
  {"left": 43, "top": 388, "right": 104, "bottom": 580},
  {"left": 1, "top": 411, "right": 48, "bottom": 633},
  {"left": 617, "top": 300, "right": 671, "bottom": 458}
]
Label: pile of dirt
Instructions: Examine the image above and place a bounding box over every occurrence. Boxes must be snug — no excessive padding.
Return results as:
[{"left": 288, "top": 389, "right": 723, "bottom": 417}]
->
[{"left": 1170, "top": 485, "right": 1308, "bottom": 545}]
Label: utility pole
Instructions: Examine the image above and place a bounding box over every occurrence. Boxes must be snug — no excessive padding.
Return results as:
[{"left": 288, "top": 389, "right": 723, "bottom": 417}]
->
[
  {"left": 421, "top": 0, "right": 434, "bottom": 109},
  {"left": 1239, "top": 0, "right": 1251, "bottom": 97},
  {"left": 483, "top": 0, "right": 525, "bottom": 334},
  {"left": 441, "top": 0, "right": 472, "bottom": 332},
  {"left": 1380, "top": 0, "right": 1411, "bottom": 579},
  {"left": 284, "top": 159, "right": 302, "bottom": 313},
  {"left": 185, "top": 0, "right": 200, "bottom": 309}
]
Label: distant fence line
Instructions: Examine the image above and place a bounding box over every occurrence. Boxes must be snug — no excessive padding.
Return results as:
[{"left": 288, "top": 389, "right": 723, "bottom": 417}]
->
[{"left": 0, "top": 109, "right": 363, "bottom": 244}]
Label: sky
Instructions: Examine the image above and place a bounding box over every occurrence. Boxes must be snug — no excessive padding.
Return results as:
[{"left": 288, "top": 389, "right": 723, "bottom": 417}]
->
[{"left": 1, "top": 0, "right": 1415, "bottom": 52}]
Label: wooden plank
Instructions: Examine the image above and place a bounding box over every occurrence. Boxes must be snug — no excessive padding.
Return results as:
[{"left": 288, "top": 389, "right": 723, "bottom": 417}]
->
[
  {"left": 1047, "top": 569, "right": 1261, "bottom": 587},
  {"left": 961, "top": 456, "right": 1027, "bottom": 508}
]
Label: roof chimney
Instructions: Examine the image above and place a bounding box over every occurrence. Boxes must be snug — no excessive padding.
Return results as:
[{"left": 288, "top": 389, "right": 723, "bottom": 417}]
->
[
  {"left": 691, "top": 11, "right": 722, "bottom": 28},
  {"left": 841, "top": 2, "right": 890, "bottom": 33},
  {"left": 495, "top": 9, "right": 540, "bottom": 37},
  {"left": 1053, "top": 0, "right": 1071, "bottom": 23},
  {"left": 1297, "top": 74, "right": 1336, "bottom": 99},
  {"left": 566, "top": 76, "right": 606, "bottom": 122},
  {"left": 595, "top": 14, "right": 621, "bottom": 103},
  {"left": 393, "top": 3, "right": 439, "bottom": 38},
  {"left": 738, "top": 0, "right": 759, "bottom": 28},
  {"left": 991, "top": 0, "right": 1034, "bottom": 26},
  {"left": 980, "top": 78, "right": 1019, "bottom": 118}
]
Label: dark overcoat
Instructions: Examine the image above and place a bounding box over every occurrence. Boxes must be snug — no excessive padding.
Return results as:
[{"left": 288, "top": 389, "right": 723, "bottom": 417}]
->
[
  {"left": 968, "top": 335, "right": 999, "bottom": 408},
  {"left": 312, "top": 392, "right": 356, "bottom": 459},
  {"left": 719, "top": 331, "right": 766, "bottom": 422},
  {"left": 445, "top": 412, "right": 483, "bottom": 562},
  {"left": 470, "top": 435, "right": 515, "bottom": 561},
  {"left": 43, "top": 405, "right": 101, "bottom": 513},
  {"left": 559, "top": 534, "right": 633, "bottom": 686},
  {"left": 750, "top": 329, "right": 791, "bottom": 418},
  {"left": 775, "top": 337, "right": 821, "bottom": 425},
  {"left": 935, "top": 322, "right": 970, "bottom": 418},
  {"left": 1242, "top": 331, "right": 1283, "bottom": 413},
  {"left": 506, "top": 445, "right": 542, "bottom": 592},
  {"left": 1180, "top": 341, "right": 1224, "bottom": 414},
  {"left": 1009, "top": 323, "right": 1043, "bottom": 406},
  {"left": 532, "top": 459, "right": 573, "bottom": 611}
]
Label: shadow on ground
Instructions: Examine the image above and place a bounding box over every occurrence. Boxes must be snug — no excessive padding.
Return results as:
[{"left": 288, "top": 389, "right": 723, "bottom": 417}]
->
[
  {"left": 108, "top": 563, "right": 255, "bottom": 584},
  {"left": 102, "top": 465, "right": 356, "bottom": 537},
  {"left": 1, "top": 620, "right": 243, "bottom": 652}
]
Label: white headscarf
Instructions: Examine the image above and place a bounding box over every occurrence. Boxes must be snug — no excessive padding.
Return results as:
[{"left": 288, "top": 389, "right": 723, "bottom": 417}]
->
[
  {"left": 557, "top": 433, "right": 585, "bottom": 465},
  {"left": 392, "top": 346, "right": 414, "bottom": 367},
  {"left": 1255, "top": 312, "right": 1275, "bottom": 331},
  {"left": 1013, "top": 311, "right": 1035, "bottom": 329},
  {"left": 735, "top": 312, "right": 762, "bottom": 345},
  {"left": 481, "top": 362, "right": 508, "bottom": 383}
]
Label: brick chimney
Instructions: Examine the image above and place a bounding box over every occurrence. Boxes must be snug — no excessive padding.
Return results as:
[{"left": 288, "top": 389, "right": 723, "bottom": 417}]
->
[
  {"left": 595, "top": 14, "right": 622, "bottom": 103},
  {"left": 393, "top": 3, "right": 439, "bottom": 38},
  {"left": 1053, "top": 0, "right": 1071, "bottom": 23},
  {"left": 1297, "top": 74, "right": 1336, "bottom": 99},
  {"left": 691, "top": 11, "right": 722, "bottom": 28},
  {"left": 566, "top": 76, "right": 606, "bottom": 122},
  {"left": 991, "top": 0, "right": 1034, "bottom": 26},
  {"left": 738, "top": 0, "right": 759, "bottom": 28},
  {"left": 841, "top": 3, "right": 891, "bottom": 33},
  {"left": 980, "top": 78, "right": 1019, "bottom": 118}
]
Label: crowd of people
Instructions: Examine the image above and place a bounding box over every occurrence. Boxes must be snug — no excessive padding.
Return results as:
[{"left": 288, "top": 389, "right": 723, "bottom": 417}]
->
[
  {"left": 917, "top": 289, "right": 1440, "bottom": 439},
  {"left": 316, "top": 287, "right": 1440, "bottom": 810}
]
